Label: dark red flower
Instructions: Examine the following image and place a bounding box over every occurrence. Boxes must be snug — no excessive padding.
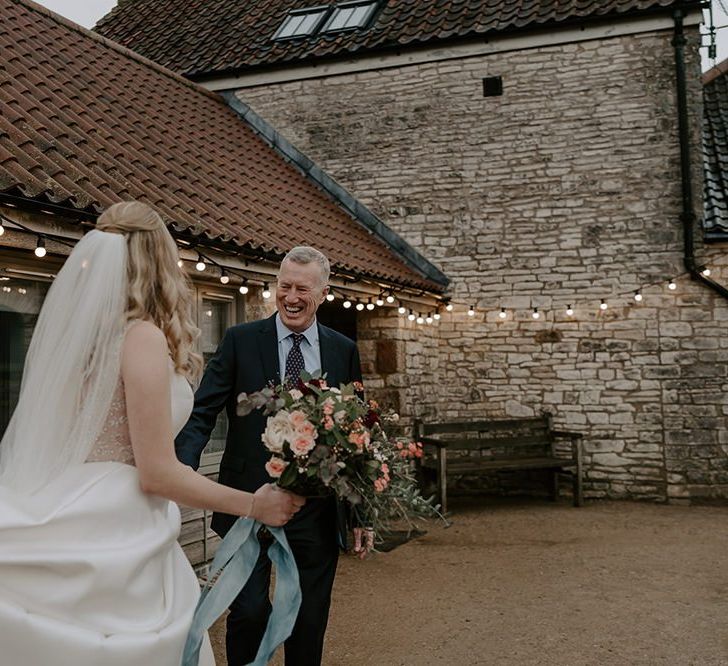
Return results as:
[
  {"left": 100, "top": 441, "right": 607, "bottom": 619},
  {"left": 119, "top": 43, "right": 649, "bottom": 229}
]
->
[{"left": 363, "top": 409, "right": 380, "bottom": 429}]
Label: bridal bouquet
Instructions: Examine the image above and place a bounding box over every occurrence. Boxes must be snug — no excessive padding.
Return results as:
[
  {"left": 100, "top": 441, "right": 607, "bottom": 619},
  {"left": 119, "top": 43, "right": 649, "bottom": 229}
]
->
[{"left": 236, "top": 372, "right": 438, "bottom": 534}]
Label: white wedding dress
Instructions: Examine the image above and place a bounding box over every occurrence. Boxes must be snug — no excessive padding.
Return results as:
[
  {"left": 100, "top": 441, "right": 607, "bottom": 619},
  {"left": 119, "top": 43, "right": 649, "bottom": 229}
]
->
[{"left": 0, "top": 362, "right": 216, "bottom": 665}]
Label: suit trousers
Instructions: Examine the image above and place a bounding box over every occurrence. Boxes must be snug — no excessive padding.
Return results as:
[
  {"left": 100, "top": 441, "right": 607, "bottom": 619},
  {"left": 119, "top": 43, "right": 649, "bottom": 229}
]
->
[{"left": 225, "top": 497, "right": 339, "bottom": 666}]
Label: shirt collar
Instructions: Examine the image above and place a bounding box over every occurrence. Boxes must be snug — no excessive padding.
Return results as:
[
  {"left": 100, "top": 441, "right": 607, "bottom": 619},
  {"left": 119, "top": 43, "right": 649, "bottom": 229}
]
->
[{"left": 275, "top": 312, "right": 318, "bottom": 347}]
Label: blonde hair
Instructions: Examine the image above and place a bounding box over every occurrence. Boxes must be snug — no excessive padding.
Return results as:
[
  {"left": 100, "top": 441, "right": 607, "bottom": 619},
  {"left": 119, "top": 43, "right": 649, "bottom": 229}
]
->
[{"left": 96, "top": 201, "right": 202, "bottom": 381}]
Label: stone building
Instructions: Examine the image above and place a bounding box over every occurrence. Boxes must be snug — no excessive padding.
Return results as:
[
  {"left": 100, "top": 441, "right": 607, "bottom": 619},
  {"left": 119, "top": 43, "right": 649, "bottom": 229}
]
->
[
  {"left": 0, "top": 0, "right": 445, "bottom": 568},
  {"left": 97, "top": 0, "right": 728, "bottom": 503}
]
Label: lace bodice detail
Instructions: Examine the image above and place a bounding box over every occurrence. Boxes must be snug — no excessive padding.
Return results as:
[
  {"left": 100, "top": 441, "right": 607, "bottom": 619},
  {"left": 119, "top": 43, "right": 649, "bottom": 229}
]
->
[{"left": 86, "top": 365, "right": 194, "bottom": 465}]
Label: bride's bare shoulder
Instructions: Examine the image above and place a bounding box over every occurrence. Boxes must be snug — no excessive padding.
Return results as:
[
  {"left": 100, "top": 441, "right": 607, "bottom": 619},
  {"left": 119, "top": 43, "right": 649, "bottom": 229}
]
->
[{"left": 123, "top": 320, "right": 167, "bottom": 360}]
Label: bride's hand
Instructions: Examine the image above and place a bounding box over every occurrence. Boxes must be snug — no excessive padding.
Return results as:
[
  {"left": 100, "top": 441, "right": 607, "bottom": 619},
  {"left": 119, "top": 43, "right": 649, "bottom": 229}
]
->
[{"left": 251, "top": 484, "right": 305, "bottom": 527}]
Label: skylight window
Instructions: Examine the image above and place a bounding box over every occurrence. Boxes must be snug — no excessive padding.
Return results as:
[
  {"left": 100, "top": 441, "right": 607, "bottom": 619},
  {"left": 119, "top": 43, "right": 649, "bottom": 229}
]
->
[
  {"left": 322, "top": 1, "right": 378, "bottom": 33},
  {"left": 273, "top": 6, "right": 329, "bottom": 40}
]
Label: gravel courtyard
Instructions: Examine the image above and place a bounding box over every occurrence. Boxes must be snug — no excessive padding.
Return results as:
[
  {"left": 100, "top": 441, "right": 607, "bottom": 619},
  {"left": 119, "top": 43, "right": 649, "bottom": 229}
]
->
[{"left": 210, "top": 499, "right": 728, "bottom": 665}]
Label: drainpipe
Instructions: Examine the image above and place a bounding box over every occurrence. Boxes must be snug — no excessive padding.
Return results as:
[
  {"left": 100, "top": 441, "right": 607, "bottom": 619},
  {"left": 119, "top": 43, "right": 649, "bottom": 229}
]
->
[{"left": 672, "top": 9, "right": 728, "bottom": 299}]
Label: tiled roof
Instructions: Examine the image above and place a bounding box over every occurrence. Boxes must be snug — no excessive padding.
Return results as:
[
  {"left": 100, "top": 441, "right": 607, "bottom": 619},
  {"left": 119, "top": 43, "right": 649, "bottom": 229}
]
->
[
  {"left": 703, "top": 58, "right": 728, "bottom": 241},
  {"left": 0, "top": 0, "right": 446, "bottom": 291},
  {"left": 95, "top": 0, "right": 701, "bottom": 79}
]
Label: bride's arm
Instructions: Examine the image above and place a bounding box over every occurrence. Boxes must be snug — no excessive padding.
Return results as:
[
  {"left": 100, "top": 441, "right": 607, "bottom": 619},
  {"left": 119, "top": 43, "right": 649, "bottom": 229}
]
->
[{"left": 122, "top": 320, "right": 303, "bottom": 526}]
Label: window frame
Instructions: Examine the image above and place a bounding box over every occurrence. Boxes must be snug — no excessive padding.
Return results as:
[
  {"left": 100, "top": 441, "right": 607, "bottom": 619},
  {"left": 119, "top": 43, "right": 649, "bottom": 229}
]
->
[
  {"left": 320, "top": 0, "right": 379, "bottom": 34},
  {"left": 272, "top": 5, "right": 331, "bottom": 41},
  {"left": 195, "top": 286, "right": 240, "bottom": 469}
]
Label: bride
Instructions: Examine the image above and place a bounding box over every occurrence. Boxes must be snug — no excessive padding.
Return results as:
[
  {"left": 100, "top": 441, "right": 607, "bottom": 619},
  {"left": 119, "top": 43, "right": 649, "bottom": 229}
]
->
[{"left": 0, "top": 201, "right": 304, "bottom": 665}]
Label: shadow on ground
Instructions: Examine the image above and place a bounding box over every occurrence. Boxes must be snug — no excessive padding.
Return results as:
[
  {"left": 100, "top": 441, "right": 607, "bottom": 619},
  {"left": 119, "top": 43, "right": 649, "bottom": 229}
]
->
[{"left": 209, "top": 498, "right": 728, "bottom": 665}]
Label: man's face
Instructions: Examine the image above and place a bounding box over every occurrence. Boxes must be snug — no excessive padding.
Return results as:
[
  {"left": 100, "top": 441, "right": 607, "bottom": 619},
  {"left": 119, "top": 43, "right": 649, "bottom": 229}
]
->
[{"left": 276, "top": 260, "right": 329, "bottom": 333}]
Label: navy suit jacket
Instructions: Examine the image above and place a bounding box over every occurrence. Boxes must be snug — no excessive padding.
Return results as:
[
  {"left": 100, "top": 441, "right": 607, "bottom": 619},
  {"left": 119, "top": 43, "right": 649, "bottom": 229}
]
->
[{"left": 175, "top": 313, "right": 362, "bottom": 539}]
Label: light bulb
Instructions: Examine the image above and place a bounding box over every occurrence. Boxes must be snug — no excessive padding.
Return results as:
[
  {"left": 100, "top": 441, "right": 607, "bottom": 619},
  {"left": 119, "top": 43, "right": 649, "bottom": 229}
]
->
[
  {"left": 262, "top": 282, "right": 271, "bottom": 299},
  {"left": 375, "top": 297, "right": 384, "bottom": 307},
  {"left": 177, "top": 259, "right": 184, "bottom": 268},
  {"left": 326, "top": 293, "right": 335, "bottom": 302},
  {"left": 668, "top": 280, "right": 676, "bottom": 291},
  {"left": 566, "top": 305, "right": 574, "bottom": 316},
  {"left": 434, "top": 312, "right": 441, "bottom": 321},
  {"left": 18, "top": 287, "right": 26, "bottom": 295},
  {"left": 366, "top": 299, "right": 375, "bottom": 311},
  {"left": 701, "top": 267, "right": 711, "bottom": 277},
  {"left": 0, "top": 221, "right": 5, "bottom": 236},
  {"left": 398, "top": 305, "right": 406, "bottom": 315},
  {"left": 343, "top": 299, "right": 352, "bottom": 309},
  {"left": 634, "top": 290, "right": 642, "bottom": 302},
  {"left": 499, "top": 308, "right": 507, "bottom": 319},
  {"left": 195, "top": 255, "right": 206, "bottom": 272},
  {"left": 35, "top": 237, "right": 46, "bottom": 258},
  {"left": 220, "top": 271, "right": 230, "bottom": 285},
  {"left": 532, "top": 307, "right": 540, "bottom": 319},
  {"left": 356, "top": 300, "right": 365, "bottom": 311},
  {"left": 467, "top": 305, "right": 475, "bottom": 317},
  {"left": 426, "top": 314, "right": 433, "bottom": 324},
  {"left": 386, "top": 294, "right": 395, "bottom": 304},
  {"left": 445, "top": 303, "right": 454, "bottom": 312},
  {"left": 408, "top": 310, "right": 415, "bottom": 321},
  {"left": 600, "top": 299, "right": 608, "bottom": 311},
  {"left": 417, "top": 315, "right": 424, "bottom": 324},
  {"left": 239, "top": 284, "right": 249, "bottom": 295}
]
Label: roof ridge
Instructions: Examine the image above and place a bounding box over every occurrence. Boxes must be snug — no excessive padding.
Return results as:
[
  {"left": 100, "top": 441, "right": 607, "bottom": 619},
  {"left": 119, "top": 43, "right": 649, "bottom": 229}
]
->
[
  {"left": 14, "top": 0, "right": 222, "bottom": 103},
  {"left": 703, "top": 56, "right": 728, "bottom": 86}
]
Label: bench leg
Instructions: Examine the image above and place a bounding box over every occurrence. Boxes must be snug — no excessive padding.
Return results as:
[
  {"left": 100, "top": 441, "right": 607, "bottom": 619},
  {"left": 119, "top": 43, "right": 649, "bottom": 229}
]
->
[
  {"left": 437, "top": 447, "right": 447, "bottom": 514},
  {"left": 573, "top": 437, "right": 584, "bottom": 507},
  {"left": 550, "top": 470, "right": 559, "bottom": 502}
]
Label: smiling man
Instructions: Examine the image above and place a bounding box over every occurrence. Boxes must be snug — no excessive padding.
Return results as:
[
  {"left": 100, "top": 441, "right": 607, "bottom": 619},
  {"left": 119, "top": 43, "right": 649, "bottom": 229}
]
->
[{"left": 175, "top": 246, "right": 363, "bottom": 666}]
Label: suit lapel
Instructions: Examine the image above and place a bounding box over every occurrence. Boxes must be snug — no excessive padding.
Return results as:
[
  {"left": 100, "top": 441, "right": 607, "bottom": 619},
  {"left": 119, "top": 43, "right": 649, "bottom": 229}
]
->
[
  {"left": 258, "top": 313, "right": 280, "bottom": 385},
  {"left": 318, "top": 323, "right": 340, "bottom": 387}
]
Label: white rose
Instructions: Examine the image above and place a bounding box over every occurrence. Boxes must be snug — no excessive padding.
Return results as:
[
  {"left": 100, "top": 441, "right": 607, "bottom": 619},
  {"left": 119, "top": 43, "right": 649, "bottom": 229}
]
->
[{"left": 261, "top": 410, "right": 294, "bottom": 453}]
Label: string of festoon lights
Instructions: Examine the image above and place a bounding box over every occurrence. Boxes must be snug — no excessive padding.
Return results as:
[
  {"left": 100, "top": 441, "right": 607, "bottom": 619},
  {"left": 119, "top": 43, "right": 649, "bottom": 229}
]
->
[
  {"left": 0, "top": 215, "right": 442, "bottom": 309},
  {"left": 0, "top": 214, "right": 721, "bottom": 323}
]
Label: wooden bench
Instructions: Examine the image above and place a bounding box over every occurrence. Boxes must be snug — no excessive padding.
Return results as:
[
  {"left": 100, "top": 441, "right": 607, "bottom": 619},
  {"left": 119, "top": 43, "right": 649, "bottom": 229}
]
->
[{"left": 414, "top": 414, "right": 583, "bottom": 513}]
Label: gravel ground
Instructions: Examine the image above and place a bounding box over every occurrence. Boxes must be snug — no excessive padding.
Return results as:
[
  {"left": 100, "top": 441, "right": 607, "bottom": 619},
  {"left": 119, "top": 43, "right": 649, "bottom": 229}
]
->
[{"left": 209, "top": 499, "right": 728, "bottom": 665}]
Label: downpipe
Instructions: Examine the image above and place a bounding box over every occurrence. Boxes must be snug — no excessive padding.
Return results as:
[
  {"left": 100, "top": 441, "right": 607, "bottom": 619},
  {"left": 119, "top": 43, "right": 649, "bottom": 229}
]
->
[{"left": 673, "top": 9, "right": 728, "bottom": 299}]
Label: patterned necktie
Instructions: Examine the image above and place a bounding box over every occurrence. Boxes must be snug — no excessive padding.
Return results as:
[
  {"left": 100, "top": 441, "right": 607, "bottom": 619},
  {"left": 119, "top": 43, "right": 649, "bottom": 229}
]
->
[{"left": 285, "top": 333, "right": 305, "bottom": 384}]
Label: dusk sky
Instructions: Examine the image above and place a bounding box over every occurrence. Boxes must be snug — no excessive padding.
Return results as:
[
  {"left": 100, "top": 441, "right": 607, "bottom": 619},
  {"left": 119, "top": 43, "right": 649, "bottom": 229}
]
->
[{"left": 31, "top": 1, "right": 728, "bottom": 71}]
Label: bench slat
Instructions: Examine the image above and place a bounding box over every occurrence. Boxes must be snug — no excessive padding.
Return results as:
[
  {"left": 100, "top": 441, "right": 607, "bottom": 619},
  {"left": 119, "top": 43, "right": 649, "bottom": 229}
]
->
[
  {"left": 422, "top": 435, "right": 553, "bottom": 450},
  {"left": 438, "top": 457, "right": 576, "bottom": 473},
  {"left": 419, "top": 418, "right": 548, "bottom": 435}
]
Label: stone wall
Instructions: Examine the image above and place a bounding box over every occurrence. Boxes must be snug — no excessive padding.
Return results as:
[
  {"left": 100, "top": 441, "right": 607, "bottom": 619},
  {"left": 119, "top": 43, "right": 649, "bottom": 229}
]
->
[{"left": 236, "top": 27, "right": 728, "bottom": 502}]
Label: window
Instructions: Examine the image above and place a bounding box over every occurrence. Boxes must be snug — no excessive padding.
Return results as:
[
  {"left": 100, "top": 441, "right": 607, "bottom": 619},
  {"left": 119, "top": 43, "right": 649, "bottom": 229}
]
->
[
  {"left": 198, "top": 295, "right": 234, "bottom": 456},
  {"left": 322, "top": 1, "right": 378, "bottom": 32},
  {"left": 0, "top": 277, "right": 50, "bottom": 439},
  {"left": 273, "top": 6, "right": 329, "bottom": 40}
]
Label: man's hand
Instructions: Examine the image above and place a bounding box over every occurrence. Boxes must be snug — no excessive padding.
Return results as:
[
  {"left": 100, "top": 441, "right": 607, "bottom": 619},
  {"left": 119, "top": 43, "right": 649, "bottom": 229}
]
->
[{"left": 352, "top": 527, "right": 374, "bottom": 559}]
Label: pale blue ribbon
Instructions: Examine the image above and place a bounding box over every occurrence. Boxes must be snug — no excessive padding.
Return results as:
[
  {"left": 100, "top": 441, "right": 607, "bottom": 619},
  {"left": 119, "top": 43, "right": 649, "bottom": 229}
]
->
[{"left": 181, "top": 517, "right": 301, "bottom": 666}]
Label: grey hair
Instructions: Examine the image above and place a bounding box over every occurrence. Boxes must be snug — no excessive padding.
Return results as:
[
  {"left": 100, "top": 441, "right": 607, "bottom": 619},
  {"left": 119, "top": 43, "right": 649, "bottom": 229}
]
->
[{"left": 281, "top": 246, "right": 330, "bottom": 286}]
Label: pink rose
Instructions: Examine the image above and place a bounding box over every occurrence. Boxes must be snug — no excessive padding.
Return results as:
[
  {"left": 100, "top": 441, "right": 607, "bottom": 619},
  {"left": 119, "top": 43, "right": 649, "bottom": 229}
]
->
[
  {"left": 265, "top": 457, "right": 289, "bottom": 478},
  {"left": 291, "top": 435, "right": 316, "bottom": 456},
  {"left": 322, "top": 415, "right": 334, "bottom": 430},
  {"left": 381, "top": 463, "right": 390, "bottom": 475},
  {"left": 289, "top": 410, "right": 308, "bottom": 429},
  {"left": 298, "top": 421, "right": 317, "bottom": 439},
  {"left": 322, "top": 398, "right": 335, "bottom": 415}
]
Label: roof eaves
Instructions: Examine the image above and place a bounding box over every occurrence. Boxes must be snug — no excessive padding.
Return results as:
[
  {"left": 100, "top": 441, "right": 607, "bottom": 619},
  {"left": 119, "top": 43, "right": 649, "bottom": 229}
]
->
[
  {"left": 187, "top": 1, "right": 705, "bottom": 81},
  {"left": 220, "top": 91, "right": 449, "bottom": 289}
]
